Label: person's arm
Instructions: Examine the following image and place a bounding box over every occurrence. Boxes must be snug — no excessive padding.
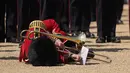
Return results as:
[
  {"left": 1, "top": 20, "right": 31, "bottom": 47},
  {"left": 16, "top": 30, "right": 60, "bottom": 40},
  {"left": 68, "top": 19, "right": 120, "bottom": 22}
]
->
[{"left": 43, "top": 19, "right": 67, "bottom": 35}]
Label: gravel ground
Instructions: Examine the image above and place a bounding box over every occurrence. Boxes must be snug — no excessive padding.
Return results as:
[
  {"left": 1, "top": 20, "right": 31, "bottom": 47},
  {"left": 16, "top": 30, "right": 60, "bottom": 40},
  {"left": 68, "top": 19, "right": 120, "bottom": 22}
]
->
[{"left": 0, "top": 4, "right": 130, "bottom": 73}]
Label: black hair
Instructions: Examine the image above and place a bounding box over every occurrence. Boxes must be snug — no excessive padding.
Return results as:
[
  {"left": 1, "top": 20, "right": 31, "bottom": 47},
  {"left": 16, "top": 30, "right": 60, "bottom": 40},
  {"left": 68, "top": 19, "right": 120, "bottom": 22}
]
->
[{"left": 28, "top": 37, "right": 60, "bottom": 66}]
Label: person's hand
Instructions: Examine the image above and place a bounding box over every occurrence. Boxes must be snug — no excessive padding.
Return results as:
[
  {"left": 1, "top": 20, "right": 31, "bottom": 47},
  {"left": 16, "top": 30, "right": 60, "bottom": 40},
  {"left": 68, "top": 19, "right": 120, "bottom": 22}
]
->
[
  {"left": 71, "top": 54, "right": 81, "bottom": 62},
  {"left": 55, "top": 39, "right": 64, "bottom": 48}
]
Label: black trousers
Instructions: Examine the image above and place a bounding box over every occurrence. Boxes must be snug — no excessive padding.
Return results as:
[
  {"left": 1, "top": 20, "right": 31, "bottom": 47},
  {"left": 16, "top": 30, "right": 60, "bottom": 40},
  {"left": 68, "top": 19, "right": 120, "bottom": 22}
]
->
[
  {"left": 0, "top": 2, "right": 5, "bottom": 41},
  {"left": 70, "top": 0, "right": 91, "bottom": 32},
  {"left": 58, "top": 0, "right": 69, "bottom": 32},
  {"left": 0, "top": 0, "right": 17, "bottom": 42},
  {"left": 17, "top": 0, "right": 40, "bottom": 40},
  {"left": 90, "top": 0, "right": 96, "bottom": 21},
  {"left": 39, "top": 0, "right": 60, "bottom": 20},
  {"left": 116, "top": 0, "right": 124, "bottom": 20},
  {"left": 97, "top": 0, "right": 118, "bottom": 37}
]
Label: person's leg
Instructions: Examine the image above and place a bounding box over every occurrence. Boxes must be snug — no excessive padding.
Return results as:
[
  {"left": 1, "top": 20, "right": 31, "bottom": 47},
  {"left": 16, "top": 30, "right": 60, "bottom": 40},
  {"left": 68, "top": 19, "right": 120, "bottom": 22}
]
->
[
  {"left": 70, "top": 0, "right": 95, "bottom": 38},
  {"left": 81, "top": 0, "right": 95, "bottom": 38},
  {"left": 107, "top": 0, "right": 121, "bottom": 43},
  {"left": 96, "top": 0, "right": 106, "bottom": 43},
  {"left": 39, "top": 0, "right": 60, "bottom": 20},
  {"left": 17, "top": 0, "right": 29, "bottom": 41},
  {"left": 21, "top": 0, "right": 32, "bottom": 30},
  {"left": 17, "top": 0, "right": 23, "bottom": 41},
  {"left": 116, "top": 0, "right": 124, "bottom": 24},
  {"left": 6, "top": 0, "right": 17, "bottom": 42},
  {"left": 90, "top": 0, "right": 96, "bottom": 21},
  {"left": 0, "top": 2, "right": 5, "bottom": 42},
  {"left": 29, "top": 0, "right": 39, "bottom": 21},
  {"left": 97, "top": 0, "right": 120, "bottom": 43},
  {"left": 17, "top": 0, "right": 40, "bottom": 41},
  {"left": 57, "top": 0, "right": 69, "bottom": 33},
  {"left": 68, "top": 0, "right": 81, "bottom": 36}
]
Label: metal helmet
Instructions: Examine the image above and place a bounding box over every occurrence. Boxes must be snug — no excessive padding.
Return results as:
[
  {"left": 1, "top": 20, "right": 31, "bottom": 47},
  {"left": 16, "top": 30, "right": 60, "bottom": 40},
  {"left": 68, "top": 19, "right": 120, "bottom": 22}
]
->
[
  {"left": 29, "top": 20, "right": 46, "bottom": 30},
  {"left": 28, "top": 20, "right": 47, "bottom": 38}
]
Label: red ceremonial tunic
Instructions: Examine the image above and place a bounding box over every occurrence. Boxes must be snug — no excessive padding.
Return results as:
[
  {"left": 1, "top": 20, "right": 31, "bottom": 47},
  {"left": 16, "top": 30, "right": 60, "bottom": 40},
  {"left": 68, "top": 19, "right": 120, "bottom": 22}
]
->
[{"left": 19, "top": 19, "right": 68, "bottom": 63}]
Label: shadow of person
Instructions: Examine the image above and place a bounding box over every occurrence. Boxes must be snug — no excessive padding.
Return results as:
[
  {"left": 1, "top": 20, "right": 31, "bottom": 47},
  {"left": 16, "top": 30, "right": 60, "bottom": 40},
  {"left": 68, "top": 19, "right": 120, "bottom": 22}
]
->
[
  {"left": 90, "top": 48, "right": 129, "bottom": 52},
  {"left": 0, "top": 50, "right": 17, "bottom": 52},
  {"left": 119, "top": 36, "right": 130, "bottom": 40},
  {"left": 0, "top": 56, "right": 18, "bottom": 60}
]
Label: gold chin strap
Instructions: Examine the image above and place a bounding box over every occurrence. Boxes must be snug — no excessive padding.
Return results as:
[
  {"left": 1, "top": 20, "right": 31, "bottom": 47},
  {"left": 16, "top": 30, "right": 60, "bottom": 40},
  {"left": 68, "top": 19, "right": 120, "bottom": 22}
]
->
[
  {"left": 29, "top": 20, "right": 47, "bottom": 39},
  {"left": 20, "top": 20, "right": 47, "bottom": 39}
]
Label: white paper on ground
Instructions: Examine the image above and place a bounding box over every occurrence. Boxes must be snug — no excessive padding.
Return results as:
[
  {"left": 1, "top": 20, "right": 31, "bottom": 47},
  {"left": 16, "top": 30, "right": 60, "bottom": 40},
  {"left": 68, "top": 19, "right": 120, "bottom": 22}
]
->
[{"left": 80, "top": 46, "right": 89, "bottom": 65}]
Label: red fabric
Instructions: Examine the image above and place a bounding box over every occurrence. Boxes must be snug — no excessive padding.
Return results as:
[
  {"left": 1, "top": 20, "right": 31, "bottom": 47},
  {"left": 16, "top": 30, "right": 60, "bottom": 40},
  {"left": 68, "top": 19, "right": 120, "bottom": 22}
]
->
[
  {"left": 43, "top": 19, "right": 67, "bottom": 36},
  {"left": 19, "top": 19, "right": 68, "bottom": 63},
  {"left": 19, "top": 28, "right": 34, "bottom": 62}
]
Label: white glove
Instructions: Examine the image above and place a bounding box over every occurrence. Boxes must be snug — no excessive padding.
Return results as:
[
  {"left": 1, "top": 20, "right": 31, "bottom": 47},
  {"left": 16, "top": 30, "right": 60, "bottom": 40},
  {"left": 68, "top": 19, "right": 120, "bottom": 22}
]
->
[{"left": 55, "top": 39, "right": 64, "bottom": 48}]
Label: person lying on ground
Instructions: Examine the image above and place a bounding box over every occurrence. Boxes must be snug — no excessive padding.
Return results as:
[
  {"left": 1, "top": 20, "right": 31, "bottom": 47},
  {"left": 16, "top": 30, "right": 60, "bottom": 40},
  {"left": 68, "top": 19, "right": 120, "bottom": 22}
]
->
[{"left": 19, "top": 19, "right": 94, "bottom": 66}]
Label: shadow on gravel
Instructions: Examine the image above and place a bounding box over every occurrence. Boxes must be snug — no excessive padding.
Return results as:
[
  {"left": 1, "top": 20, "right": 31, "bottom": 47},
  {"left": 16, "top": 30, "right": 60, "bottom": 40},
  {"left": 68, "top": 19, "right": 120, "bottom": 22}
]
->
[
  {"left": 0, "top": 45, "right": 18, "bottom": 47},
  {"left": 0, "top": 56, "right": 18, "bottom": 60},
  {"left": 119, "top": 36, "right": 130, "bottom": 40},
  {"left": 90, "top": 26, "right": 97, "bottom": 29},
  {"left": 90, "top": 48, "right": 129, "bottom": 52},
  {"left": 116, "top": 31, "right": 128, "bottom": 34},
  {"left": 86, "top": 63, "right": 100, "bottom": 65},
  {"left": 92, "top": 31, "right": 128, "bottom": 35},
  {"left": 86, "top": 44, "right": 115, "bottom": 47},
  {"left": 68, "top": 62, "right": 100, "bottom": 65},
  {"left": 0, "top": 50, "right": 17, "bottom": 52},
  {"left": 122, "top": 15, "right": 128, "bottom": 17}
]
